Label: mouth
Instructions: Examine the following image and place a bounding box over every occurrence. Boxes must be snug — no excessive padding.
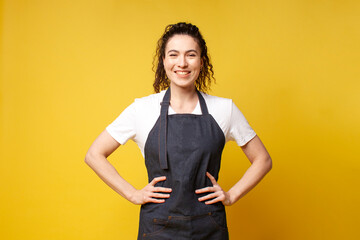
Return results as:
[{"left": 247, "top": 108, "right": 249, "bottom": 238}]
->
[{"left": 174, "top": 70, "right": 191, "bottom": 76}]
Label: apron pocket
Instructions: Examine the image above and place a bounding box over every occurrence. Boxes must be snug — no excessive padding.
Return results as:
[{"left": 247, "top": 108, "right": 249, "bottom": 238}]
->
[
  {"left": 152, "top": 218, "right": 169, "bottom": 233},
  {"left": 208, "top": 211, "right": 228, "bottom": 232},
  {"left": 142, "top": 217, "right": 170, "bottom": 238}
]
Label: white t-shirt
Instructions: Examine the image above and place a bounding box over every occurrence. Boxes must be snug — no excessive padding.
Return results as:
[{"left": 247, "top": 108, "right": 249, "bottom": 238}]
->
[{"left": 106, "top": 90, "right": 257, "bottom": 157}]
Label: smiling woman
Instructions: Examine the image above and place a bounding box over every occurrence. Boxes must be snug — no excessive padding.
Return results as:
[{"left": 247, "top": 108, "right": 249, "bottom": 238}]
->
[
  {"left": 163, "top": 35, "right": 202, "bottom": 93},
  {"left": 85, "top": 22, "right": 272, "bottom": 240},
  {"left": 153, "top": 22, "right": 214, "bottom": 93}
]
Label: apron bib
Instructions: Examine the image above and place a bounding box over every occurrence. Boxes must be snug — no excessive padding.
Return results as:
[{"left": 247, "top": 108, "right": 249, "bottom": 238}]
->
[{"left": 138, "top": 88, "right": 229, "bottom": 239}]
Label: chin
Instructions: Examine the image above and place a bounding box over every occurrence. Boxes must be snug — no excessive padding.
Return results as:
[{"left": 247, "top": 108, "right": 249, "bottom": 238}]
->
[{"left": 170, "top": 81, "right": 196, "bottom": 90}]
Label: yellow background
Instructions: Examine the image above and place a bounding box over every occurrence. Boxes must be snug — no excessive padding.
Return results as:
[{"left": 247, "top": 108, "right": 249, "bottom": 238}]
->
[{"left": 1, "top": 0, "right": 359, "bottom": 239}]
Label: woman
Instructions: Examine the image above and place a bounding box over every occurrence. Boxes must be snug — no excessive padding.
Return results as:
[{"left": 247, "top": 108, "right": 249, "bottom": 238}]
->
[{"left": 85, "top": 22, "right": 272, "bottom": 239}]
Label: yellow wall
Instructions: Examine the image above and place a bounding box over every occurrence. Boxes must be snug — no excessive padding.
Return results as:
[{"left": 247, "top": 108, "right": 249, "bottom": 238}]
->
[{"left": 1, "top": 0, "right": 359, "bottom": 239}]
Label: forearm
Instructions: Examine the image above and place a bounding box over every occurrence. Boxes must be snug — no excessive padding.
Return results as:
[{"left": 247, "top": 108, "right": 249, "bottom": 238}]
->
[
  {"left": 228, "top": 156, "right": 272, "bottom": 204},
  {"left": 85, "top": 152, "right": 137, "bottom": 202}
]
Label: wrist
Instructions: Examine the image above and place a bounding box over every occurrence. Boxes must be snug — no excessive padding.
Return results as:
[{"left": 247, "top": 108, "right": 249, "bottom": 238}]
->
[
  {"left": 227, "top": 189, "right": 238, "bottom": 205},
  {"left": 124, "top": 187, "right": 138, "bottom": 203}
]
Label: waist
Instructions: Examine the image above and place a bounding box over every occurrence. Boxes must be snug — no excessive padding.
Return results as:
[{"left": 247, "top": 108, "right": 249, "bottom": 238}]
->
[{"left": 141, "top": 196, "right": 224, "bottom": 217}]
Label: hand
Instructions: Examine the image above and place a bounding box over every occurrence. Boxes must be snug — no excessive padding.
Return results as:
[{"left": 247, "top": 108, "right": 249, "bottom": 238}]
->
[
  {"left": 195, "top": 172, "right": 233, "bottom": 206},
  {"left": 129, "top": 176, "right": 172, "bottom": 205}
]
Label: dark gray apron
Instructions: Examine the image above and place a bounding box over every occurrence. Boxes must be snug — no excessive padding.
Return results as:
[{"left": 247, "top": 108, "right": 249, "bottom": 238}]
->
[{"left": 138, "top": 88, "right": 229, "bottom": 239}]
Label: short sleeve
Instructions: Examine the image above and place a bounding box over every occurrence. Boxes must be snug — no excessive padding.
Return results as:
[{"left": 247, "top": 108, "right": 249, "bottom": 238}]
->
[
  {"left": 227, "top": 101, "right": 257, "bottom": 146},
  {"left": 105, "top": 101, "right": 137, "bottom": 145}
]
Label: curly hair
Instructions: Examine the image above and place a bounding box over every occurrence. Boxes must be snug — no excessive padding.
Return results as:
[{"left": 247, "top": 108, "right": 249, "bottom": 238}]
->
[{"left": 153, "top": 22, "right": 215, "bottom": 93}]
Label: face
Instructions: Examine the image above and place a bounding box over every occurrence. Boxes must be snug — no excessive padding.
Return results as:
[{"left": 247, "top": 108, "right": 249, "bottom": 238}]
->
[{"left": 163, "top": 34, "right": 202, "bottom": 91}]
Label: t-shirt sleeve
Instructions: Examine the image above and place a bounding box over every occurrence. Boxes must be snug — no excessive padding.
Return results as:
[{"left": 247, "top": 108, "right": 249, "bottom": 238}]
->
[
  {"left": 105, "top": 101, "right": 137, "bottom": 145},
  {"left": 227, "top": 101, "right": 257, "bottom": 146}
]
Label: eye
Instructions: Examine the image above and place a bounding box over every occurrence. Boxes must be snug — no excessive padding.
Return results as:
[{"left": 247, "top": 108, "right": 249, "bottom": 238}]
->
[{"left": 169, "top": 54, "right": 177, "bottom": 57}]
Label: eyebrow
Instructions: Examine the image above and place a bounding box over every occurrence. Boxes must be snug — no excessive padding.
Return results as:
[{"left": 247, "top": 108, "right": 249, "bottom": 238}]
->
[{"left": 167, "top": 49, "right": 198, "bottom": 54}]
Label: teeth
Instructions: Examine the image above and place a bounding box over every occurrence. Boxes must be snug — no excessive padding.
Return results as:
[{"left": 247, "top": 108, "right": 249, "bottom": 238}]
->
[{"left": 176, "top": 71, "right": 189, "bottom": 75}]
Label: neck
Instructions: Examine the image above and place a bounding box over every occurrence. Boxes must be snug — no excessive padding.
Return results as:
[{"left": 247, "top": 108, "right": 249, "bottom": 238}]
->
[
  {"left": 169, "top": 84, "right": 198, "bottom": 113},
  {"left": 170, "top": 85, "right": 197, "bottom": 101}
]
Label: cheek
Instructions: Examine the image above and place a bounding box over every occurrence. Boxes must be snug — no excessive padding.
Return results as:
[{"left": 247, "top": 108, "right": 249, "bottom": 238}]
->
[
  {"left": 193, "top": 59, "right": 202, "bottom": 70},
  {"left": 163, "top": 59, "right": 173, "bottom": 71},
  {"left": 164, "top": 64, "right": 171, "bottom": 74},
  {"left": 163, "top": 62, "right": 173, "bottom": 79}
]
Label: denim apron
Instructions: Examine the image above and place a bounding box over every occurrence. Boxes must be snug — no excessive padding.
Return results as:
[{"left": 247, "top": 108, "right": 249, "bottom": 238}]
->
[{"left": 138, "top": 88, "right": 229, "bottom": 239}]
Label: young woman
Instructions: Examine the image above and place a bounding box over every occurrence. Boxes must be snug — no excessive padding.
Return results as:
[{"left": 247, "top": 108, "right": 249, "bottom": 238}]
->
[{"left": 85, "top": 22, "right": 272, "bottom": 239}]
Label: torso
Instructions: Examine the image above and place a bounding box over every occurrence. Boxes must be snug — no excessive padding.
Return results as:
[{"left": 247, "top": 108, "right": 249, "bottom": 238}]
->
[{"left": 138, "top": 88, "right": 229, "bottom": 239}]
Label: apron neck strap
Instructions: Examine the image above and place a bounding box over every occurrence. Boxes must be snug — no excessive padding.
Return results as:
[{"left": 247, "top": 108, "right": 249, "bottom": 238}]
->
[
  {"left": 196, "top": 90, "right": 209, "bottom": 115},
  {"left": 159, "top": 88, "right": 170, "bottom": 169},
  {"left": 161, "top": 88, "right": 209, "bottom": 115}
]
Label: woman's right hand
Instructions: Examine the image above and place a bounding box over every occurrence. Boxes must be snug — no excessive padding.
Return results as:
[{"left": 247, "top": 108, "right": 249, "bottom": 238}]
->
[{"left": 129, "top": 176, "right": 172, "bottom": 205}]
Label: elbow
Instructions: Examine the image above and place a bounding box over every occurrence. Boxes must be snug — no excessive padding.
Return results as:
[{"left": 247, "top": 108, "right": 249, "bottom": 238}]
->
[
  {"left": 85, "top": 149, "right": 106, "bottom": 168},
  {"left": 265, "top": 155, "right": 272, "bottom": 172},
  {"left": 252, "top": 154, "right": 272, "bottom": 173},
  {"left": 84, "top": 150, "right": 95, "bottom": 166}
]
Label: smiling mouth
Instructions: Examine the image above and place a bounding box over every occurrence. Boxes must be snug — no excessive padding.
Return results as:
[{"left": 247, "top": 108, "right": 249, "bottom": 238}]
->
[{"left": 175, "top": 71, "right": 191, "bottom": 75}]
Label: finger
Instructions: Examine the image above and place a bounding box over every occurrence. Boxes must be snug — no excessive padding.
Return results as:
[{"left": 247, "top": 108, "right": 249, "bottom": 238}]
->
[
  {"left": 147, "top": 198, "right": 166, "bottom": 204},
  {"left": 205, "top": 196, "right": 224, "bottom": 205},
  {"left": 153, "top": 187, "right": 172, "bottom": 193},
  {"left": 150, "top": 176, "right": 167, "bottom": 185},
  {"left": 150, "top": 193, "right": 171, "bottom": 199},
  {"left": 206, "top": 172, "right": 218, "bottom": 185},
  {"left": 198, "top": 192, "right": 218, "bottom": 202},
  {"left": 195, "top": 186, "right": 215, "bottom": 194}
]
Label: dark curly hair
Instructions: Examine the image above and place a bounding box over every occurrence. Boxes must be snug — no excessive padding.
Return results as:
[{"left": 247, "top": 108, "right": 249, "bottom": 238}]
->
[{"left": 153, "top": 22, "right": 215, "bottom": 93}]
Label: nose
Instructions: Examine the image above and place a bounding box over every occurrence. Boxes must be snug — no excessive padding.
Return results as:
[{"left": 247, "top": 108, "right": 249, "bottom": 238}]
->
[{"left": 177, "top": 55, "right": 188, "bottom": 67}]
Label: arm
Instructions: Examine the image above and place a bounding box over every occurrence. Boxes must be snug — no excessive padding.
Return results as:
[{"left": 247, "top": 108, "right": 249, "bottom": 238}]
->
[
  {"left": 84, "top": 130, "right": 172, "bottom": 204},
  {"left": 196, "top": 135, "right": 272, "bottom": 205},
  {"left": 227, "top": 135, "right": 272, "bottom": 204}
]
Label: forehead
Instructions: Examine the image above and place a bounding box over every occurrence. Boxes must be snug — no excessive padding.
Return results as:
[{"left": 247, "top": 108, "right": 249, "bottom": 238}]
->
[{"left": 165, "top": 34, "right": 200, "bottom": 52}]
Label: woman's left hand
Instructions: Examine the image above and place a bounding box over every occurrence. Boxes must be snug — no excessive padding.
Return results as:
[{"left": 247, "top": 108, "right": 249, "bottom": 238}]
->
[{"left": 195, "top": 172, "right": 233, "bottom": 206}]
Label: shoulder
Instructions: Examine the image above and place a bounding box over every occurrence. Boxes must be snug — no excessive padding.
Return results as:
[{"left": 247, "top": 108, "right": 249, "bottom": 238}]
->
[
  {"left": 134, "top": 90, "right": 165, "bottom": 104},
  {"left": 131, "top": 90, "right": 166, "bottom": 111},
  {"left": 200, "top": 92, "right": 256, "bottom": 145},
  {"left": 199, "top": 92, "right": 233, "bottom": 114},
  {"left": 199, "top": 92, "right": 233, "bottom": 131}
]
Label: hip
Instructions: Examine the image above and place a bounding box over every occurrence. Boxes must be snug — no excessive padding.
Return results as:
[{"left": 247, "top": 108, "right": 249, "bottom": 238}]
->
[{"left": 138, "top": 209, "right": 229, "bottom": 240}]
